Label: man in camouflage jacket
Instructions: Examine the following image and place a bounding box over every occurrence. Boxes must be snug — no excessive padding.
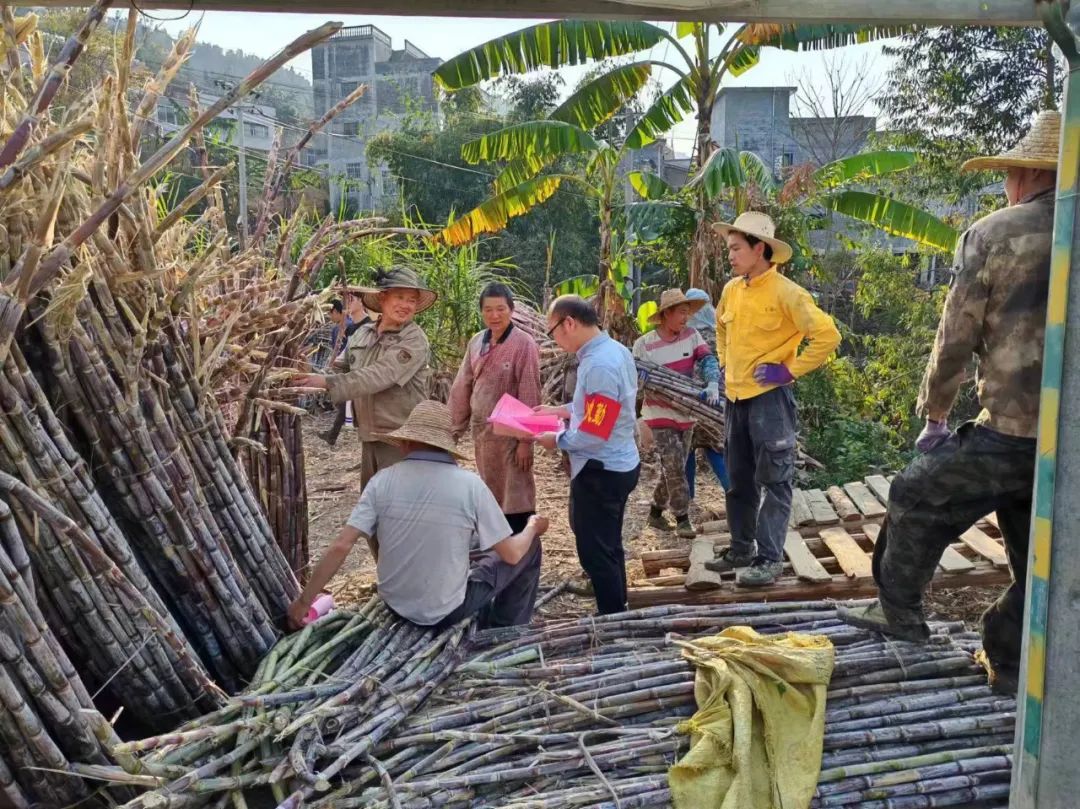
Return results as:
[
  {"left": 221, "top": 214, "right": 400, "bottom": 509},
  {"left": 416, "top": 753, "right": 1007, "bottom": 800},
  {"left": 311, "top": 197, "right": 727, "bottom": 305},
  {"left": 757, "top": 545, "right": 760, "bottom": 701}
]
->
[{"left": 839, "top": 111, "right": 1061, "bottom": 695}]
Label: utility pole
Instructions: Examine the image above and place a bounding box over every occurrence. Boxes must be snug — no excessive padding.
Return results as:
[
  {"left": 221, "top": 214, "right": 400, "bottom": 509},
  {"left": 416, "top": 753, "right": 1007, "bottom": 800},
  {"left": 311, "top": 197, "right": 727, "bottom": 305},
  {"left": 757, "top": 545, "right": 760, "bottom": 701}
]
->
[{"left": 215, "top": 80, "right": 262, "bottom": 249}]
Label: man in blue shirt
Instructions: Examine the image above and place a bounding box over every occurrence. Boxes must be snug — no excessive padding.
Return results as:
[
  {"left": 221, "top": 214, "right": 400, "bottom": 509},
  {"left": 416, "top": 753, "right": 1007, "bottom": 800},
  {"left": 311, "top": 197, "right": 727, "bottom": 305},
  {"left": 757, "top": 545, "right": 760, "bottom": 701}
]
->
[{"left": 535, "top": 296, "right": 640, "bottom": 614}]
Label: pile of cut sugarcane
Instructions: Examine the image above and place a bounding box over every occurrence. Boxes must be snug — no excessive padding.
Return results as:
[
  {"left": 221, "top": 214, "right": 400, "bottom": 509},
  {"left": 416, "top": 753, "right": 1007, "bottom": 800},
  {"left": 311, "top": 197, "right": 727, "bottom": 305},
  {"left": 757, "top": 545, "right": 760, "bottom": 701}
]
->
[
  {"left": 83, "top": 597, "right": 1014, "bottom": 808},
  {"left": 0, "top": 6, "right": 436, "bottom": 805}
]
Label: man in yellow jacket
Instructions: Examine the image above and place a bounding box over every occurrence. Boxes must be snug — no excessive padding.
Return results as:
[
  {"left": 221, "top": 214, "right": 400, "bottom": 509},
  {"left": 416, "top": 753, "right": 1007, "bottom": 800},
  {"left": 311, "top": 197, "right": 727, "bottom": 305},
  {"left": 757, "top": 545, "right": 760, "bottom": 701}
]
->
[{"left": 705, "top": 212, "right": 841, "bottom": 586}]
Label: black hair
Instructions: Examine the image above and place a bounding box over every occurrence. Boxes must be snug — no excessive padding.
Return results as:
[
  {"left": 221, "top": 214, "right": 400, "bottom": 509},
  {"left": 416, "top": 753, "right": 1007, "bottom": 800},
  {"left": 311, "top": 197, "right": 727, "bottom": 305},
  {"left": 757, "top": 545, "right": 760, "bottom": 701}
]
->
[
  {"left": 331, "top": 299, "right": 344, "bottom": 314},
  {"left": 743, "top": 234, "right": 774, "bottom": 262},
  {"left": 479, "top": 282, "right": 515, "bottom": 311},
  {"left": 549, "top": 295, "right": 599, "bottom": 327}
]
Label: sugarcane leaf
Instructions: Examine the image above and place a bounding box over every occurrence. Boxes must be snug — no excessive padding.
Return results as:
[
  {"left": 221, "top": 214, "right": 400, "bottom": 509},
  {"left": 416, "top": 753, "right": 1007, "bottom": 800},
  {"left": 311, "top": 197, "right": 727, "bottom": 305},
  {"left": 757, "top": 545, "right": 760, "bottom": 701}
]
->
[
  {"left": 555, "top": 273, "right": 600, "bottom": 298},
  {"left": 624, "top": 74, "right": 696, "bottom": 149},
  {"left": 626, "top": 200, "right": 696, "bottom": 243},
  {"left": 724, "top": 43, "right": 760, "bottom": 77},
  {"left": 433, "top": 20, "right": 669, "bottom": 90},
  {"left": 821, "top": 190, "right": 959, "bottom": 253},
  {"left": 462, "top": 121, "right": 598, "bottom": 166},
  {"left": 813, "top": 151, "right": 918, "bottom": 189},
  {"left": 738, "top": 23, "right": 916, "bottom": 51},
  {"left": 687, "top": 147, "right": 746, "bottom": 199},
  {"left": 550, "top": 62, "right": 653, "bottom": 132},
  {"left": 628, "top": 170, "right": 674, "bottom": 201},
  {"left": 437, "top": 176, "right": 566, "bottom": 246},
  {"left": 740, "top": 150, "right": 777, "bottom": 195},
  {"left": 635, "top": 300, "right": 659, "bottom": 333}
]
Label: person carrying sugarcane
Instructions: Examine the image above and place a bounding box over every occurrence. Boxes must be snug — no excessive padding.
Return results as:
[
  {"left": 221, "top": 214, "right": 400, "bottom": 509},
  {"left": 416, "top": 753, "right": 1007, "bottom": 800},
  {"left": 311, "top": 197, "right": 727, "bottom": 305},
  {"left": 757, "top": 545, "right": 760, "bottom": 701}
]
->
[
  {"left": 839, "top": 111, "right": 1060, "bottom": 695},
  {"left": 295, "top": 267, "right": 433, "bottom": 490},
  {"left": 705, "top": 212, "right": 841, "bottom": 587},
  {"left": 448, "top": 283, "right": 542, "bottom": 535},
  {"left": 633, "top": 288, "right": 721, "bottom": 539},
  {"left": 683, "top": 288, "right": 731, "bottom": 497},
  {"left": 288, "top": 401, "right": 550, "bottom": 630}
]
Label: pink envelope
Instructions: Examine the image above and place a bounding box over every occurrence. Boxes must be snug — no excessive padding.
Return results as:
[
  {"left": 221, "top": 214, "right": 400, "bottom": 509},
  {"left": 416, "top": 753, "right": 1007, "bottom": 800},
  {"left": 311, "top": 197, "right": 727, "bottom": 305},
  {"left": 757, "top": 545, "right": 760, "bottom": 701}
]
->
[{"left": 488, "top": 393, "right": 562, "bottom": 438}]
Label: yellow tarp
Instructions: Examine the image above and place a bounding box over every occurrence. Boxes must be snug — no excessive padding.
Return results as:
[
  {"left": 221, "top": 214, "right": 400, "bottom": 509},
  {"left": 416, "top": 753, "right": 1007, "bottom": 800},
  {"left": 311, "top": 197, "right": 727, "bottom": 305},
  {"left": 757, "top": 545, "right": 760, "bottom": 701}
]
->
[{"left": 668, "top": 626, "right": 835, "bottom": 809}]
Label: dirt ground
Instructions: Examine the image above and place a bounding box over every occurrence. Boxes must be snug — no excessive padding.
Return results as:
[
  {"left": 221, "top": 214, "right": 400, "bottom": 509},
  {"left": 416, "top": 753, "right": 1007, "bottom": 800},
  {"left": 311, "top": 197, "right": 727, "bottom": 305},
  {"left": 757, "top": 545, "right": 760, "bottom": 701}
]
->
[{"left": 302, "top": 411, "right": 996, "bottom": 626}]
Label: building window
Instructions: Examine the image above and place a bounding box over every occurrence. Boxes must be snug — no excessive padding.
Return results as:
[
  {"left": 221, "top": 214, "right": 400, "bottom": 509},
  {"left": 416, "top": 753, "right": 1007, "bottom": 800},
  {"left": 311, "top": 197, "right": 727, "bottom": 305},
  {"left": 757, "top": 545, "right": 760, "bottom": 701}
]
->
[
  {"left": 345, "top": 162, "right": 365, "bottom": 179},
  {"left": 342, "top": 121, "right": 360, "bottom": 137},
  {"left": 340, "top": 81, "right": 360, "bottom": 97},
  {"left": 244, "top": 122, "right": 270, "bottom": 139},
  {"left": 312, "top": 52, "right": 325, "bottom": 79},
  {"left": 157, "top": 105, "right": 178, "bottom": 125}
]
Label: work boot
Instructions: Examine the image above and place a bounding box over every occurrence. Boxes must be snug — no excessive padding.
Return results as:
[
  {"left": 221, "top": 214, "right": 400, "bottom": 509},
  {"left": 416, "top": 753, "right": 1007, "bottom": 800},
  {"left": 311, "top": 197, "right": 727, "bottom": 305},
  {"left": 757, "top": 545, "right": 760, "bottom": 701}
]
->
[
  {"left": 647, "top": 506, "right": 673, "bottom": 532},
  {"left": 837, "top": 600, "right": 931, "bottom": 643},
  {"left": 736, "top": 557, "right": 784, "bottom": 587},
  {"left": 974, "top": 649, "right": 1019, "bottom": 696},
  {"left": 675, "top": 516, "right": 696, "bottom": 539},
  {"left": 704, "top": 546, "right": 754, "bottom": 573}
]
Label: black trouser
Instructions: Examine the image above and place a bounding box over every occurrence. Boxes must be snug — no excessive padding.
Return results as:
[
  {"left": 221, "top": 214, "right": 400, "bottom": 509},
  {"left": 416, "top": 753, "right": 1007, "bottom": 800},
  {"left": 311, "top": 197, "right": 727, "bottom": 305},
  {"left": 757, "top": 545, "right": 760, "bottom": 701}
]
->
[
  {"left": 505, "top": 512, "right": 534, "bottom": 535},
  {"left": 436, "top": 538, "right": 542, "bottom": 630},
  {"left": 724, "top": 387, "right": 798, "bottom": 563},
  {"left": 569, "top": 461, "right": 641, "bottom": 615},
  {"left": 324, "top": 402, "right": 347, "bottom": 443},
  {"left": 873, "top": 422, "right": 1035, "bottom": 671}
]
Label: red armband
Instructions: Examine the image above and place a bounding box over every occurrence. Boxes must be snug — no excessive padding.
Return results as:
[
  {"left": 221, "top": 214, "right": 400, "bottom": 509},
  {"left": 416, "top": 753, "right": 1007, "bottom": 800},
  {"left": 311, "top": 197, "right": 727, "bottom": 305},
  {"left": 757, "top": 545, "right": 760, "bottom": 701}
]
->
[{"left": 580, "top": 394, "right": 621, "bottom": 440}]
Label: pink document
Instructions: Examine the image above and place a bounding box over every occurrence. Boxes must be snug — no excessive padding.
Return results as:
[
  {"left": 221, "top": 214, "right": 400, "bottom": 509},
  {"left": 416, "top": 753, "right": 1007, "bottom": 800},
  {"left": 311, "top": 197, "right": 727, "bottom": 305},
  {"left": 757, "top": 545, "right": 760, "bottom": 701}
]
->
[{"left": 488, "top": 393, "right": 562, "bottom": 439}]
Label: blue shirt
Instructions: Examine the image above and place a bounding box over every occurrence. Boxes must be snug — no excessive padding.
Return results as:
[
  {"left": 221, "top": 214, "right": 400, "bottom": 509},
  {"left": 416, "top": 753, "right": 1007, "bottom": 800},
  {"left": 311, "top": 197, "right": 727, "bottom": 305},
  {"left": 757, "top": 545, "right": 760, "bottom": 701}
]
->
[{"left": 556, "top": 332, "right": 640, "bottom": 478}]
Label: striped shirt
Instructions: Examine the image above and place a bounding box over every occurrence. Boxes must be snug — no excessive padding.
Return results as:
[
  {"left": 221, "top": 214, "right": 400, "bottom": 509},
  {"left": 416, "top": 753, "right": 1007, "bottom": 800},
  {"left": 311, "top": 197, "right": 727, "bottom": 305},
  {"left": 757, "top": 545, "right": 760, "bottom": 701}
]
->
[{"left": 632, "top": 328, "right": 717, "bottom": 430}]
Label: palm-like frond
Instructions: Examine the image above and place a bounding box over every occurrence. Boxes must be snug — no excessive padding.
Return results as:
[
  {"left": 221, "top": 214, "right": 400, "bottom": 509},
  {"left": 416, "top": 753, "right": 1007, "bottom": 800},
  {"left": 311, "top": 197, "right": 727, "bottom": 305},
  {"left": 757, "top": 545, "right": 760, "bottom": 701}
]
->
[
  {"left": 738, "top": 23, "right": 916, "bottom": 51},
  {"left": 437, "top": 176, "right": 570, "bottom": 246},
  {"left": 550, "top": 62, "right": 653, "bottom": 132},
  {"left": 628, "top": 171, "right": 674, "bottom": 201},
  {"left": 624, "top": 74, "right": 696, "bottom": 150},
  {"left": 813, "top": 151, "right": 918, "bottom": 189},
  {"left": 461, "top": 121, "right": 598, "bottom": 165},
  {"left": 433, "top": 20, "right": 668, "bottom": 90},
  {"left": 822, "top": 190, "right": 959, "bottom": 253}
]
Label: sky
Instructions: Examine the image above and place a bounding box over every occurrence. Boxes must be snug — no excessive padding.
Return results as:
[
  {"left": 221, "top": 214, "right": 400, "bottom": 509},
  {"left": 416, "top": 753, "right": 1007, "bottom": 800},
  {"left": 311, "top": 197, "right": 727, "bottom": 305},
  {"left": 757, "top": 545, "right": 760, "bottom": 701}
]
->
[{"left": 153, "top": 10, "right": 895, "bottom": 157}]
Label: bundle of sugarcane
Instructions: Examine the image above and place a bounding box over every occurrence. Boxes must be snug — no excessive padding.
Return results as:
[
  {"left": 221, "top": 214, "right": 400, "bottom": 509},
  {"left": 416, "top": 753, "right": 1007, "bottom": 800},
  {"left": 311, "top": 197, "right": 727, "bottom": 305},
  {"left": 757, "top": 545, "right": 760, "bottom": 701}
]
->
[
  {"left": 88, "top": 599, "right": 1012, "bottom": 808},
  {"left": 636, "top": 357, "right": 726, "bottom": 431},
  {"left": 0, "top": 0, "right": 377, "bottom": 741}
]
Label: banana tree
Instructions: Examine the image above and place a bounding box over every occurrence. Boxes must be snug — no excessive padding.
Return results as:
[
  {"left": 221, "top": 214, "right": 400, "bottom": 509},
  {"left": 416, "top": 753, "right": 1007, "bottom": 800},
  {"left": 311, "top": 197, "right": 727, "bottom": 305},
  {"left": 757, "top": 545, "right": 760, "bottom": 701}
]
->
[
  {"left": 434, "top": 20, "right": 913, "bottom": 286},
  {"left": 435, "top": 64, "right": 659, "bottom": 332},
  {"left": 627, "top": 147, "right": 960, "bottom": 270}
]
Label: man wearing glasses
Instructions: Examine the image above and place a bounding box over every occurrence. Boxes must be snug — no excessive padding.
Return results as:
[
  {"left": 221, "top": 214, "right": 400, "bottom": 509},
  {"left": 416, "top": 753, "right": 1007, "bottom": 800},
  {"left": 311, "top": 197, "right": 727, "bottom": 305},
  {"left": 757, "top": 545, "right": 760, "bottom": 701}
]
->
[{"left": 534, "top": 295, "right": 640, "bottom": 614}]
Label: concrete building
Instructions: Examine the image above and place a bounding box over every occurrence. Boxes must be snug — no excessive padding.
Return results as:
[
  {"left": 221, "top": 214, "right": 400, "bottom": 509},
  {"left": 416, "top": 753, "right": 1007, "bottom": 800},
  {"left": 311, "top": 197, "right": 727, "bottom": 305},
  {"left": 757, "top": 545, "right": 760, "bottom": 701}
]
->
[
  {"left": 310, "top": 24, "right": 442, "bottom": 213},
  {"left": 154, "top": 92, "right": 280, "bottom": 153},
  {"left": 709, "top": 86, "right": 875, "bottom": 176}
]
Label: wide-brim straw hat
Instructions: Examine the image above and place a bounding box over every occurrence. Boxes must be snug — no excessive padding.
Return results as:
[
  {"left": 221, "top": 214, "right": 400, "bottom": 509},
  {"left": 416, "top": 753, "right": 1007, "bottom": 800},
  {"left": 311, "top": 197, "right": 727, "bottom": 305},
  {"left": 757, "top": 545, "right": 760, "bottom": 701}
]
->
[
  {"left": 962, "top": 110, "right": 1061, "bottom": 172},
  {"left": 648, "top": 288, "right": 707, "bottom": 325},
  {"left": 712, "top": 211, "right": 793, "bottom": 264},
  {"left": 371, "top": 400, "right": 470, "bottom": 460},
  {"left": 356, "top": 267, "right": 438, "bottom": 315}
]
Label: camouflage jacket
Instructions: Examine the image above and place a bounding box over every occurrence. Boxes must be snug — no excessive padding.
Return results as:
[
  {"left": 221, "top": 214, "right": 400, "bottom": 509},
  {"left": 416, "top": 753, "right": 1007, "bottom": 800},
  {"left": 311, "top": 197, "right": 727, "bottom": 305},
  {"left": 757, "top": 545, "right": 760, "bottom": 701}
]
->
[{"left": 917, "top": 188, "right": 1055, "bottom": 438}]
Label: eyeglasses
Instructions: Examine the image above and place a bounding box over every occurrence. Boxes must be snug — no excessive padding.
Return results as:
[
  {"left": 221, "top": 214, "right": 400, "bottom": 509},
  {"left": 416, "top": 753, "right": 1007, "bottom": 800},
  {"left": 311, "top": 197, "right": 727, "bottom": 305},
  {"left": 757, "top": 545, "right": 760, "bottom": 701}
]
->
[{"left": 546, "top": 318, "right": 566, "bottom": 339}]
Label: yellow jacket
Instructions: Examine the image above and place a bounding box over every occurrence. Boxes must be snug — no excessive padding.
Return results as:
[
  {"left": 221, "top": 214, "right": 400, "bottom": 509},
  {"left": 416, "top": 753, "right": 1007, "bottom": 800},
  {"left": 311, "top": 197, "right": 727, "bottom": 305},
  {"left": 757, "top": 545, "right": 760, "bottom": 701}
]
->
[{"left": 716, "top": 268, "right": 841, "bottom": 401}]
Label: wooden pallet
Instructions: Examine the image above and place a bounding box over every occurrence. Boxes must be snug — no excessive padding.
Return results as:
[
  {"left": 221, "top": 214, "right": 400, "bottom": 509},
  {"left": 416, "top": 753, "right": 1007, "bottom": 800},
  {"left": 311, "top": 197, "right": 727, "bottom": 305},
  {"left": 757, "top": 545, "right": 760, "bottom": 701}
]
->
[{"left": 629, "top": 474, "right": 1013, "bottom": 608}]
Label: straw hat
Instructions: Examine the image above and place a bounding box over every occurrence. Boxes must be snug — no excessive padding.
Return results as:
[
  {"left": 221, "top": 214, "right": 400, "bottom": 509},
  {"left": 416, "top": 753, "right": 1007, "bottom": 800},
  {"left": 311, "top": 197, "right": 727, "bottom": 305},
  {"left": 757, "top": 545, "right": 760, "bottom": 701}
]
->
[
  {"left": 712, "top": 211, "right": 793, "bottom": 264},
  {"left": 962, "top": 110, "right": 1061, "bottom": 172},
  {"left": 372, "top": 400, "right": 469, "bottom": 460},
  {"left": 648, "top": 288, "right": 707, "bottom": 325},
  {"left": 355, "top": 267, "right": 438, "bottom": 314}
]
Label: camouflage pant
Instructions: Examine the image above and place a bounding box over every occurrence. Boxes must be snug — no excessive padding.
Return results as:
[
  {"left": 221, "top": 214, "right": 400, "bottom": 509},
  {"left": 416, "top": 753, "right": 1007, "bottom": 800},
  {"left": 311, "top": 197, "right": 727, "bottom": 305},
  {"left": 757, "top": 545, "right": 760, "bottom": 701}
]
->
[
  {"left": 651, "top": 427, "right": 692, "bottom": 517},
  {"left": 873, "top": 422, "right": 1036, "bottom": 671}
]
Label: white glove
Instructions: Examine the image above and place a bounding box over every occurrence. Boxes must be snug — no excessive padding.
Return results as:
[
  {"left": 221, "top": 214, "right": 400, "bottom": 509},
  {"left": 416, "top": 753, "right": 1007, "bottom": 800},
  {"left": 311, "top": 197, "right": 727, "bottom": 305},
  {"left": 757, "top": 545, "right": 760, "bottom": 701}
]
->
[{"left": 703, "top": 382, "right": 720, "bottom": 406}]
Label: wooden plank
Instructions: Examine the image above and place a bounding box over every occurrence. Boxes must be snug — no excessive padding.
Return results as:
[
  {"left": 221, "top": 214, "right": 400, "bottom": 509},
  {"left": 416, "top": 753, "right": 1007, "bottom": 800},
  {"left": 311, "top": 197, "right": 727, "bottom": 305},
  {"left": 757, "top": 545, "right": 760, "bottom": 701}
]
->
[
  {"left": 699, "top": 519, "right": 728, "bottom": 535},
  {"left": 684, "top": 536, "right": 724, "bottom": 591},
  {"left": 826, "top": 486, "right": 861, "bottom": 522},
  {"left": 784, "top": 531, "right": 831, "bottom": 583},
  {"left": 804, "top": 489, "right": 840, "bottom": 526},
  {"left": 819, "top": 527, "right": 873, "bottom": 579},
  {"left": 959, "top": 527, "right": 1009, "bottom": 568},
  {"left": 864, "top": 475, "right": 892, "bottom": 507},
  {"left": 984, "top": 512, "right": 1000, "bottom": 531},
  {"left": 863, "top": 524, "right": 975, "bottom": 574},
  {"left": 789, "top": 490, "right": 815, "bottom": 527},
  {"left": 844, "top": 481, "right": 887, "bottom": 518},
  {"left": 627, "top": 566, "right": 1013, "bottom": 608}
]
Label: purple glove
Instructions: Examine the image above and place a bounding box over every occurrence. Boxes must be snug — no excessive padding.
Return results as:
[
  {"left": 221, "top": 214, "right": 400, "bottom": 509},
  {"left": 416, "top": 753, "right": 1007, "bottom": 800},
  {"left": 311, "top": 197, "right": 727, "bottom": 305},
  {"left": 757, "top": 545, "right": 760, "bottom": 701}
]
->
[
  {"left": 915, "top": 419, "right": 951, "bottom": 453},
  {"left": 752, "top": 363, "right": 795, "bottom": 386}
]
